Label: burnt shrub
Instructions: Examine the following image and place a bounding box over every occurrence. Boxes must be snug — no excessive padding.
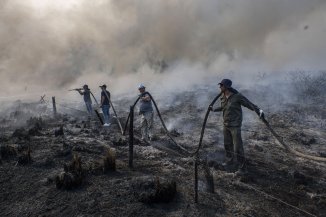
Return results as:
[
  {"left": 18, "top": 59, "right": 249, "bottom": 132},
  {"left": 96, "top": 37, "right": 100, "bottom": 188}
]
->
[
  {"left": 54, "top": 126, "right": 64, "bottom": 137},
  {"left": 132, "top": 176, "right": 177, "bottom": 203},
  {"left": 12, "top": 128, "right": 30, "bottom": 140},
  {"left": 0, "top": 145, "right": 17, "bottom": 159},
  {"left": 17, "top": 148, "right": 32, "bottom": 165},
  {"left": 103, "top": 148, "right": 116, "bottom": 172},
  {"left": 55, "top": 172, "right": 78, "bottom": 190},
  {"left": 26, "top": 117, "right": 44, "bottom": 129},
  {"left": 56, "top": 154, "right": 84, "bottom": 189}
]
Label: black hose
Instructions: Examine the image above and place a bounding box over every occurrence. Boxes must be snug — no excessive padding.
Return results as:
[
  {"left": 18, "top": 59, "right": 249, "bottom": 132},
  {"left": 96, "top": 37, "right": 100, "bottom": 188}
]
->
[
  {"left": 146, "top": 93, "right": 191, "bottom": 153},
  {"left": 192, "top": 92, "right": 221, "bottom": 204},
  {"left": 108, "top": 99, "right": 124, "bottom": 134},
  {"left": 189, "top": 92, "right": 222, "bottom": 156},
  {"left": 122, "top": 93, "right": 186, "bottom": 152},
  {"left": 123, "top": 97, "right": 140, "bottom": 135},
  {"left": 95, "top": 109, "right": 104, "bottom": 125},
  {"left": 100, "top": 89, "right": 124, "bottom": 134},
  {"left": 123, "top": 92, "right": 222, "bottom": 156},
  {"left": 89, "top": 91, "right": 104, "bottom": 124},
  {"left": 261, "top": 116, "right": 326, "bottom": 162},
  {"left": 90, "top": 91, "right": 99, "bottom": 105}
]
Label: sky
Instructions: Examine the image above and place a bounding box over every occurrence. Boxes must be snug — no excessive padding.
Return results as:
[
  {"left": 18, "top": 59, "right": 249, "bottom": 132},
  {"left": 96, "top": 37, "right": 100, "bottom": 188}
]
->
[{"left": 0, "top": 0, "right": 326, "bottom": 98}]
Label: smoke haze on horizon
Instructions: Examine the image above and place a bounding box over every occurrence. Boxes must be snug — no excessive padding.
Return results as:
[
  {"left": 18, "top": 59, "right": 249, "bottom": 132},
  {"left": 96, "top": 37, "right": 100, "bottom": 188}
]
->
[{"left": 0, "top": 0, "right": 326, "bottom": 96}]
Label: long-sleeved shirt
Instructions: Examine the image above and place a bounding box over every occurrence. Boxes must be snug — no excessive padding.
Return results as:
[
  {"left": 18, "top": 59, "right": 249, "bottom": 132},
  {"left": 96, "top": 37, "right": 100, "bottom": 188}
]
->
[
  {"left": 214, "top": 93, "right": 260, "bottom": 127},
  {"left": 79, "top": 89, "right": 92, "bottom": 103}
]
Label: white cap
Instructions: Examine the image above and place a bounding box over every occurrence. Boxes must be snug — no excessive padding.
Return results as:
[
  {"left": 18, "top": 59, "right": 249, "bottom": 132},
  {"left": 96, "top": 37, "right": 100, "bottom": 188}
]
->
[{"left": 138, "top": 84, "right": 145, "bottom": 89}]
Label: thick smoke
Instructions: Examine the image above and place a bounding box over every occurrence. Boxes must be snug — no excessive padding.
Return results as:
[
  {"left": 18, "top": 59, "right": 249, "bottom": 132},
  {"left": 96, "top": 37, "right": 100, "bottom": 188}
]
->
[{"left": 0, "top": 0, "right": 326, "bottom": 97}]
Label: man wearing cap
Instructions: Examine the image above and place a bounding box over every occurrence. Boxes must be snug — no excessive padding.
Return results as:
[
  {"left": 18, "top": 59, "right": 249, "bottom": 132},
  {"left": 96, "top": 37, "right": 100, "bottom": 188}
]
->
[
  {"left": 100, "top": 84, "right": 111, "bottom": 127},
  {"left": 138, "top": 84, "right": 154, "bottom": 141},
  {"left": 77, "top": 84, "right": 93, "bottom": 116},
  {"left": 209, "top": 79, "right": 264, "bottom": 174}
]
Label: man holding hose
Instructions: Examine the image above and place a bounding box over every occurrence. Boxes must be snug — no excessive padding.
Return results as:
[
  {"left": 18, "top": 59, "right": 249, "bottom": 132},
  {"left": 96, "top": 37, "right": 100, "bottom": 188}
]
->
[
  {"left": 99, "top": 84, "right": 111, "bottom": 127},
  {"left": 210, "top": 79, "right": 264, "bottom": 174},
  {"left": 138, "top": 84, "right": 154, "bottom": 142},
  {"left": 77, "top": 84, "right": 93, "bottom": 116}
]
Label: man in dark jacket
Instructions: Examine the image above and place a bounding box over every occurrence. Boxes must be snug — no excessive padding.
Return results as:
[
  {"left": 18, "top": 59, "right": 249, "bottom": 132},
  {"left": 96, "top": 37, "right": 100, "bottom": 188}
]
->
[
  {"left": 138, "top": 84, "right": 154, "bottom": 141},
  {"left": 210, "top": 79, "right": 264, "bottom": 174},
  {"left": 99, "top": 84, "right": 111, "bottom": 127},
  {"left": 77, "top": 84, "right": 93, "bottom": 116}
]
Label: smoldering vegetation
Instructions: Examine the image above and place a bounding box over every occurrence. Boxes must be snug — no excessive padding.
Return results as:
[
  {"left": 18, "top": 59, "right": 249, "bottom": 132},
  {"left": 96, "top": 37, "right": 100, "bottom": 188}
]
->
[
  {"left": 1, "top": 0, "right": 326, "bottom": 216},
  {"left": 0, "top": 73, "right": 325, "bottom": 216}
]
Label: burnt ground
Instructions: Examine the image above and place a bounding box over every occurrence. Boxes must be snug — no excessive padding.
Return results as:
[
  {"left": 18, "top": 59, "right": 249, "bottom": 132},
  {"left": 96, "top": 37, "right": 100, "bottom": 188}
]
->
[{"left": 0, "top": 90, "right": 326, "bottom": 217}]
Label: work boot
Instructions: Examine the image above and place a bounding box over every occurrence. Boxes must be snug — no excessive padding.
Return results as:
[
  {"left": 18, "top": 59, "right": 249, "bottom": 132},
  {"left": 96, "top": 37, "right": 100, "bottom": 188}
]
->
[
  {"left": 222, "top": 159, "right": 233, "bottom": 167},
  {"left": 234, "top": 164, "right": 248, "bottom": 176},
  {"left": 149, "top": 135, "right": 156, "bottom": 141},
  {"left": 141, "top": 136, "right": 148, "bottom": 143},
  {"left": 234, "top": 167, "right": 248, "bottom": 176}
]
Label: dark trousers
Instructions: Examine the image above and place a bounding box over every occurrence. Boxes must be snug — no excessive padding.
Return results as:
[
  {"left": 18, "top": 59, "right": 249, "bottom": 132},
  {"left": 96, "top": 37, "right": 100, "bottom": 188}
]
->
[{"left": 223, "top": 126, "right": 245, "bottom": 168}]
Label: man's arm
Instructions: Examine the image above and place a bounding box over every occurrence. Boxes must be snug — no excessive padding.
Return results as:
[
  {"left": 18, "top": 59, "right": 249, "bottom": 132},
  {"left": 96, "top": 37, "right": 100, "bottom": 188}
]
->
[
  {"left": 77, "top": 90, "right": 84, "bottom": 95},
  {"left": 141, "top": 94, "right": 151, "bottom": 101},
  {"left": 100, "top": 95, "right": 105, "bottom": 106},
  {"left": 239, "top": 94, "right": 264, "bottom": 117}
]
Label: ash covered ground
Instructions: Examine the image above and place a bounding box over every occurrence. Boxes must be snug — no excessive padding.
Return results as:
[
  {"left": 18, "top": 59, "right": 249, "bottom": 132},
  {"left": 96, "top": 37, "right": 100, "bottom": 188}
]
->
[{"left": 0, "top": 78, "right": 326, "bottom": 217}]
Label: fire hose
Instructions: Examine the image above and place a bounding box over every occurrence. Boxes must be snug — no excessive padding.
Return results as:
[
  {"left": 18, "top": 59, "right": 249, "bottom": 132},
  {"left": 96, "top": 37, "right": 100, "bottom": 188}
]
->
[
  {"left": 123, "top": 93, "right": 190, "bottom": 153},
  {"left": 190, "top": 92, "right": 326, "bottom": 162},
  {"left": 123, "top": 91, "right": 326, "bottom": 205},
  {"left": 90, "top": 89, "right": 124, "bottom": 134},
  {"left": 89, "top": 91, "right": 104, "bottom": 125},
  {"left": 123, "top": 97, "right": 140, "bottom": 135},
  {"left": 123, "top": 92, "right": 223, "bottom": 156},
  {"left": 146, "top": 92, "right": 191, "bottom": 153},
  {"left": 192, "top": 92, "right": 326, "bottom": 203},
  {"left": 97, "top": 88, "right": 326, "bottom": 162},
  {"left": 261, "top": 117, "right": 326, "bottom": 162},
  {"left": 101, "top": 90, "right": 124, "bottom": 135},
  {"left": 69, "top": 88, "right": 104, "bottom": 124},
  {"left": 190, "top": 92, "right": 222, "bottom": 157}
]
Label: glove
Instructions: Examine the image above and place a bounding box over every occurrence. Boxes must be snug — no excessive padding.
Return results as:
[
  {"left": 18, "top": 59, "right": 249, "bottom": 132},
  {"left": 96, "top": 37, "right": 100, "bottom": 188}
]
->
[
  {"left": 259, "top": 109, "right": 264, "bottom": 119},
  {"left": 208, "top": 105, "right": 213, "bottom": 111}
]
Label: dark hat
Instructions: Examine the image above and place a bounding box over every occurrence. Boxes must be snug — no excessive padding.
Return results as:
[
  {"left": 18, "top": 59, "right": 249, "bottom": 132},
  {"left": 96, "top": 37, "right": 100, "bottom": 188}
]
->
[
  {"left": 99, "top": 84, "right": 107, "bottom": 89},
  {"left": 218, "top": 79, "right": 232, "bottom": 88},
  {"left": 83, "top": 84, "right": 89, "bottom": 89}
]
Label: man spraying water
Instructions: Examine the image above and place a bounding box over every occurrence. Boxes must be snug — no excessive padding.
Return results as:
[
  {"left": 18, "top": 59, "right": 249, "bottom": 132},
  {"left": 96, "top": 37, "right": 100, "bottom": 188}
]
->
[{"left": 209, "top": 79, "right": 264, "bottom": 175}]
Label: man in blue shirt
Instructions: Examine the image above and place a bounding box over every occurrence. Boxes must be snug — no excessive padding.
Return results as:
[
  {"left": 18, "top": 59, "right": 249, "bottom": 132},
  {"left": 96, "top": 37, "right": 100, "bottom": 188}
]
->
[{"left": 99, "top": 84, "right": 111, "bottom": 127}]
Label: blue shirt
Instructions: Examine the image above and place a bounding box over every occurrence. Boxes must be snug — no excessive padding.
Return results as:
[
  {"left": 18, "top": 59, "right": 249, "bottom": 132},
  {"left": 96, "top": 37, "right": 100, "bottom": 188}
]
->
[
  {"left": 101, "top": 90, "right": 110, "bottom": 106},
  {"left": 139, "top": 92, "right": 153, "bottom": 114}
]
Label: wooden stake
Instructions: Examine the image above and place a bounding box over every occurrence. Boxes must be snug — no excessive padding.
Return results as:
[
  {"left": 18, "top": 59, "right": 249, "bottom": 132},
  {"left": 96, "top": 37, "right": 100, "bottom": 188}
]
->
[
  {"left": 194, "top": 158, "right": 198, "bottom": 203},
  {"left": 129, "top": 106, "right": 134, "bottom": 168},
  {"left": 52, "top": 96, "right": 57, "bottom": 117}
]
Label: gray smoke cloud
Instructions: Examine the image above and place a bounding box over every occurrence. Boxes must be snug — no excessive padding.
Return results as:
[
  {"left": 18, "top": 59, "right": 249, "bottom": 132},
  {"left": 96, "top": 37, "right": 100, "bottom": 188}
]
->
[{"left": 0, "top": 0, "right": 326, "bottom": 97}]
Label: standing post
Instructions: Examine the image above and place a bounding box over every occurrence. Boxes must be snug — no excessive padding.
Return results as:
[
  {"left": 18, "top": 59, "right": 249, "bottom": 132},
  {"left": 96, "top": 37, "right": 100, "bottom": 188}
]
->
[
  {"left": 129, "top": 106, "right": 134, "bottom": 168},
  {"left": 52, "top": 96, "right": 57, "bottom": 117},
  {"left": 194, "top": 158, "right": 198, "bottom": 203}
]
